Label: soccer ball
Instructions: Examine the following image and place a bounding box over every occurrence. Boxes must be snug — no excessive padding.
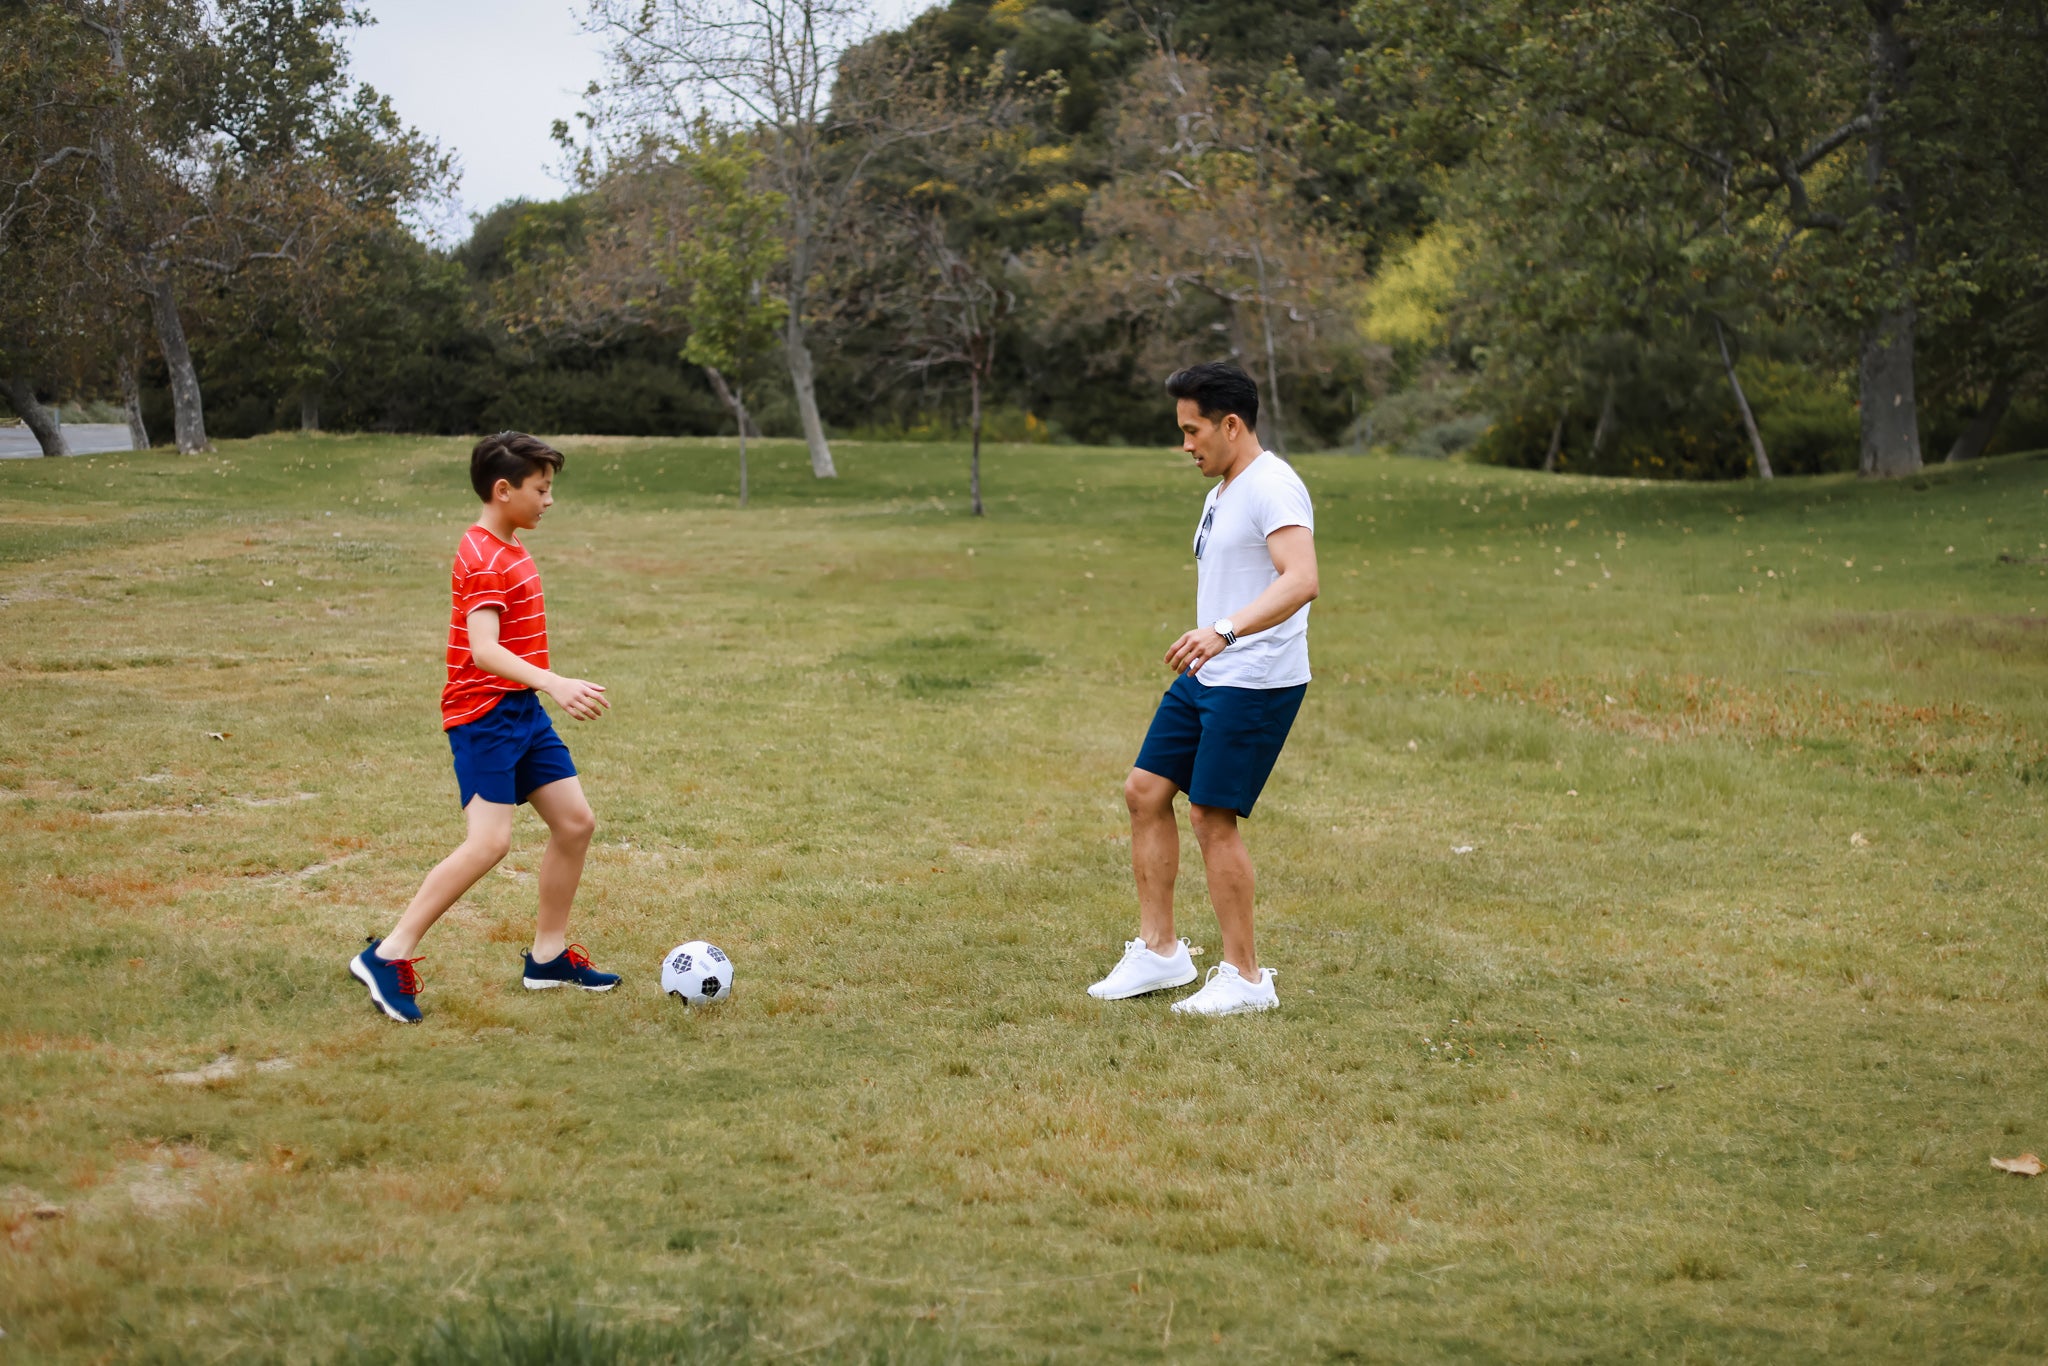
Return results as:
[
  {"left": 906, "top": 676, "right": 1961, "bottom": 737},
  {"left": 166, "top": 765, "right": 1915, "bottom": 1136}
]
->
[{"left": 661, "top": 940, "right": 732, "bottom": 1005}]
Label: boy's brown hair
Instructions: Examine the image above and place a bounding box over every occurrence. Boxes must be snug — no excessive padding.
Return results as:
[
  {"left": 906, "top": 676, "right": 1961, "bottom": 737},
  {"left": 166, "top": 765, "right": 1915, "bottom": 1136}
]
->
[{"left": 470, "top": 431, "right": 564, "bottom": 500}]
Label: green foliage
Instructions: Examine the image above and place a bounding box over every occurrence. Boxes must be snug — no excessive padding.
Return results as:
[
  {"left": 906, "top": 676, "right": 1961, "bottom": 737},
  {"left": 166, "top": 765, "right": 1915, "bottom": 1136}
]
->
[
  {"left": 841, "top": 405, "right": 1062, "bottom": 445},
  {"left": 24, "top": 0, "right": 2048, "bottom": 483},
  {"left": 1472, "top": 355, "right": 1863, "bottom": 481},
  {"left": 1362, "top": 225, "right": 1464, "bottom": 353},
  {"left": 665, "top": 137, "right": 788, "bottom": 384},
  {"left": 1743, "top": 361, "right": 1860, "bottom": 477}
]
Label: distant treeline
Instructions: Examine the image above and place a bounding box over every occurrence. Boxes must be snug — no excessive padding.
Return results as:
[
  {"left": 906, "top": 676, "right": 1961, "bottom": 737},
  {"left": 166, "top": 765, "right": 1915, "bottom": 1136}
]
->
[{"left": 6, "top": 1, "right": 2046, "bottom": 480}]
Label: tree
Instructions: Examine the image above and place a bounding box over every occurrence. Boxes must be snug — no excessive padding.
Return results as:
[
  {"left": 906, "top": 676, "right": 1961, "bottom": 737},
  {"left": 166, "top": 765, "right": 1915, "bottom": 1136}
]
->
[
  {"left": 896, "top": 208, "right": 1014, "bottom": 515},
  {"left": 64, "top": 0, "right": 233, "bottom": 454},
  {"left": 1345, "top": 0, "right": 2048, "bottom": 479},
  {"left": 14, "top": 0, "right": 439, "bottom": 453},
  {"left": 585, "top": 0, "right": 888, "bottom": 480},
  {"left": 261, "top": 85, "right": 453, "bottom": 431},
  {"left": 663, "top": 136, "right": 788, "bottom": 506},
  {"left": 1906, "top": 1, "right": 2048, "bottom": 463},
  {"left": 844, "top": 49, "right": 1045, "bottom": 513},
  {"left": 1039, "top": 54, "right": 1368, "bottom": 454},
  {"left": 0, "top": 1, "right": 121, "bottom": 454}
]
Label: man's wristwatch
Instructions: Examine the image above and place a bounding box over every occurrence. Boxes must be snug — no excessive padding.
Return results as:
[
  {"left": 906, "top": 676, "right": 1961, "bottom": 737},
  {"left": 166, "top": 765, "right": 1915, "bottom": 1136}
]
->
[{"left": 1213, "top": 617, "right": 1238, "bottom": 646}]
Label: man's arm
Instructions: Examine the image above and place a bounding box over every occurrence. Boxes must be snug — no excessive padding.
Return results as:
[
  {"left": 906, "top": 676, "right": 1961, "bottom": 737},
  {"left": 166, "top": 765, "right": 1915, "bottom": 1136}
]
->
[
  {"left": 1165, "top": 525, "right": 1320, "bottom": 675},
  {"left": 467, "top": 606, "right": 609, "bottom": 720}
]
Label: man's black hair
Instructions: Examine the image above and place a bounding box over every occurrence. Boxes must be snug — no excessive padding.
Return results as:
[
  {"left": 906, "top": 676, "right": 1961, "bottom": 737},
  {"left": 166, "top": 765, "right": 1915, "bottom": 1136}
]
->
[
  {"left": 470, "top": 431, "right": 564, "bottom": 500},
  {"left": 1165, "top": 362, "right": 1259, "bottom": 431}
]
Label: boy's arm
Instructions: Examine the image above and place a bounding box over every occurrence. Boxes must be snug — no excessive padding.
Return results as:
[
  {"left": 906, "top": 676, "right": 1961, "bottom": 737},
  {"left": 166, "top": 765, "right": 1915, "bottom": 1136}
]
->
[{"left": 466, "top": 607, "right": 609, "bottom": 720}]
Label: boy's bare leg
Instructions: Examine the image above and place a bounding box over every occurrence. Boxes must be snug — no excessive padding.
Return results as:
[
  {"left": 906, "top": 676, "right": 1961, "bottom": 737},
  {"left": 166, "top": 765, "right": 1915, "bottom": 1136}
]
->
[
  {"left": 1125, "top": 768, "right": 1181, "bottom": 954},
  {"left": 526, "top": 776, "right": 595, "bottom": 963},
  {"left": 1189, "top": 803, "right": 1257, "bottom": 976},
  {"left": 380, "top": 798, "right": 515, "bottom": 958}
]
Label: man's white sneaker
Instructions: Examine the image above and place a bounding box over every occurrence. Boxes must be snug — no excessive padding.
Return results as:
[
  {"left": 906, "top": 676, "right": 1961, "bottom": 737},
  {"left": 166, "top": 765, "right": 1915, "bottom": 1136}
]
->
[
  {"left": 1087, "top": 937, "right": 1198, "bottom": 1000},
  {"left": 1169, "top": 962, "right": 1278, "bottom": 1016}
]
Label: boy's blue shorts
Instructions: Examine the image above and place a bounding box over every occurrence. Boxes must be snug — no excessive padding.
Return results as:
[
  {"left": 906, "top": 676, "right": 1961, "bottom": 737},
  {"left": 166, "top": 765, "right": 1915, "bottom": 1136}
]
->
[
  {"left": 446, "top": 689, "right": 577, "bottom": 808},
  {"left": 1133, "top": 672, "right": 1307, "bottom": 818}
]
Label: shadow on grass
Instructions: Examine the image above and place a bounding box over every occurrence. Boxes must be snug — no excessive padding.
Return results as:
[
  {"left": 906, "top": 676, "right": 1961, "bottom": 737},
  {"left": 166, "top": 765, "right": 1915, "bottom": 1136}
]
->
[
  {"left": 330, "top": 1304, "right": 986, "bottom": 1366},
  {"left": 837, "top": 631, "right": 1043, "bottom": 699}
]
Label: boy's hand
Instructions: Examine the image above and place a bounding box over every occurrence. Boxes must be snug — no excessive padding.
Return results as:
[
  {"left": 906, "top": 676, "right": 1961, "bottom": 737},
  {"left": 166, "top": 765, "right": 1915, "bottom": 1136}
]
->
[{"left": 545, "top": 675, "right": 609, "bottom": 720}]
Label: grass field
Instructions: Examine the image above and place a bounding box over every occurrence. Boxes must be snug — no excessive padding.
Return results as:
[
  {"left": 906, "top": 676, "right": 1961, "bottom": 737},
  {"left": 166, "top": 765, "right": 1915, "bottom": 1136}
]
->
[{"left": 5, "top": 432, "right": 2048, "bottom": 1362}]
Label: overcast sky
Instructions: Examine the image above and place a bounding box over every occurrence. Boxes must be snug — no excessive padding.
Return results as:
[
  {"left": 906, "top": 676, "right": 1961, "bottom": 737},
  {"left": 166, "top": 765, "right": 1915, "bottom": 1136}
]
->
[{"left": 346, "top": 1, "right": 935, "bottom": 238}]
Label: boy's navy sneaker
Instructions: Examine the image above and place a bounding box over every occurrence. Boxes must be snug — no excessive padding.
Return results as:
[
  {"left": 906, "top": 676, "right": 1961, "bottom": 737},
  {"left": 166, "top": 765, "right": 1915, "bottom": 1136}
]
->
[
  {"left": 523, "top": 944, "right": 619, "bottom": 992},
  {"left": 350, "top": 937, "right": 423, "bottom": 1023}
]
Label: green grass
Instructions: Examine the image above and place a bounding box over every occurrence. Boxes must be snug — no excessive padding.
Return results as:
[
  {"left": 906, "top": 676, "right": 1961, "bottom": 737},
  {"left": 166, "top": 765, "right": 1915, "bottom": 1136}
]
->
[{"left": 5, "top": 432, "right": 2048, "bottom": 1361}]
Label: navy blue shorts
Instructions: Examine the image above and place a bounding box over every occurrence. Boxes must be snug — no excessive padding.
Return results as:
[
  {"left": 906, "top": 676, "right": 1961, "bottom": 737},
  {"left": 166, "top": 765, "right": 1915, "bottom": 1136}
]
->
[
  {"left": 1133, "top": 672, "right": 1307, "bottom": 817},
  {"left": 446, "top": 689, "right": 577, "bottom": 808}
]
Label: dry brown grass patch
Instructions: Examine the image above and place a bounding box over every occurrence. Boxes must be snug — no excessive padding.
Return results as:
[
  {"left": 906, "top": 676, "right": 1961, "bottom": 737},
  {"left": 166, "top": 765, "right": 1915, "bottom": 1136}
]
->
[{"left": 1454, "top": 670, "right": 2045, "bottom": 775}]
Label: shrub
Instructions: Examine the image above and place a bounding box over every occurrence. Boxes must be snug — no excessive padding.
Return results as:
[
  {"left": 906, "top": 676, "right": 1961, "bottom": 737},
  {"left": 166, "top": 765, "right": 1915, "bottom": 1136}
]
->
[{"left": 1471, "top": 356, "right": 1858, "bottom": 480}]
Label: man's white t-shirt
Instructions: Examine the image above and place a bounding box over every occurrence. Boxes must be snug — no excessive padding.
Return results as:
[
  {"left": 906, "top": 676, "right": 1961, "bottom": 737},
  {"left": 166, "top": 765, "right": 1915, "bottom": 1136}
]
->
[{"left": 1192, "top": 451, "right": 1314, "bottom": 690}]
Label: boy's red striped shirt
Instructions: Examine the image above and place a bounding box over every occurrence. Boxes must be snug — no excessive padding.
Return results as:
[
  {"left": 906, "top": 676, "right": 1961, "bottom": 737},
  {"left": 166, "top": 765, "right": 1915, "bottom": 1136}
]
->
[{"left": 441, "top": 524, "right": 548, "bottom": 730}]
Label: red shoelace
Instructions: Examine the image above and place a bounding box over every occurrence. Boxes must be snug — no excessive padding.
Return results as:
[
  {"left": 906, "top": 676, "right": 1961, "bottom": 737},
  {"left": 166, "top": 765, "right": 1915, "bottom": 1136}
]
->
[
  {"left": 562, "top": 944, "right": 593, "bottom": 971},
  {"left": 387, "top": 955, "right": 424, "bottom": 996}
]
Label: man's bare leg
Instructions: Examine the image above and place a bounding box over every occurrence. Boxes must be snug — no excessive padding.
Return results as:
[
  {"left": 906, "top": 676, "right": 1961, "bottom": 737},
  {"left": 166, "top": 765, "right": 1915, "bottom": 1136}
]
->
[
  {"left": 1189, "top": 802, "right": 1256, "bottom": 976},
  {"left": 1125, "top": 768, "right": 1182, "bottom": 954},
  {"left": 526, "top": 776, "right": 596, "bottom": 963},
  {"left": 379, "top": 797, "right": 515, "bottom": 958}
]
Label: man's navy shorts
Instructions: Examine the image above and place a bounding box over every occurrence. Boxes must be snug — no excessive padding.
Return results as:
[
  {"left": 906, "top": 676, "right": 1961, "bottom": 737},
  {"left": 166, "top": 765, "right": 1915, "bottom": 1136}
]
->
[
  {"left": 446, "top": 689, "right": 577, "bottom": 807},
  {"left": 1133, "top": 672, "right": 1307, "bottom": 817}
]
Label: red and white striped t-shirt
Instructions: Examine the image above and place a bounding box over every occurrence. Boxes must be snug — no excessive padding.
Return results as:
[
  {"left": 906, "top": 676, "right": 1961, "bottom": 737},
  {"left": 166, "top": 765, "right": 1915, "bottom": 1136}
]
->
[{"left": 441, "top": 524, "right": 548, "bottom": 729}]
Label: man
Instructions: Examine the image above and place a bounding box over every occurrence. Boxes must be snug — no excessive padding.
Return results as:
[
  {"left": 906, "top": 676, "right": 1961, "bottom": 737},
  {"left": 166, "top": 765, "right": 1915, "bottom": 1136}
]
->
[{"left": 1089, "top": 362, "right": 1319, "bottom": 1016}]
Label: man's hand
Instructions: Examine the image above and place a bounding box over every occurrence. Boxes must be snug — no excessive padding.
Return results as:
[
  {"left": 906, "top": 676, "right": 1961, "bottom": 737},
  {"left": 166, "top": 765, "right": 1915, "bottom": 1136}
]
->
[
  {"left": 1164, "top": 627, "right": 1228, "bottom": 676},
  {"left": 543, "top": 674, "right": 609, "bottom": 720}
]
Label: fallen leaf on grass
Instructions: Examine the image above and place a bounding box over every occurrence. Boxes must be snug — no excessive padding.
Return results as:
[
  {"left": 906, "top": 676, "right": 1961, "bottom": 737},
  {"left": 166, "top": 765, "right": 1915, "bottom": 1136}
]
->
[{"left": 1992, "top": 1154, "right": 2043, "bottom": 1176}]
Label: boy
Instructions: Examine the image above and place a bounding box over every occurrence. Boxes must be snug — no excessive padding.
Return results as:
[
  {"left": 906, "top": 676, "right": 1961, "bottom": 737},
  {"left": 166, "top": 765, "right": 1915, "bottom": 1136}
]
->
[
  {"left": 349, "top": 431, "right": 619, "bottom": 1023},
  {"left": 1087, "top": 363, "right": 1318, "bottom": 1016}
]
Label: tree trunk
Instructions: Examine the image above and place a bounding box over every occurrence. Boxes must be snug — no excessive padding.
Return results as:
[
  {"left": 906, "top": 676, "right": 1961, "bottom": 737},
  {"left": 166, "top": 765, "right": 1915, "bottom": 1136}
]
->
[
  {"left": 704, "top": 365, "right": 760, "bottom": 437},
  {"left": 1542, "top": 413, "right": 1564, "bottom": 473},
  {"left": 3, "top": 372, "right": 69, "bottom": 456},
  {"left": 735, "top": 380, "right": 749, "bottom": 509},
  {"left": 119, "top": 352, "right": 150, "bottom": 450},
  {"left": 1588, "top": 380, "right": 1617, "bottom": 464},
  {"left": 147, "top": 277, "right": 210, "bottom": 454},
  {"left": 1714, "top": 319, "right": 1773, "bottom": 480},
  {"left": 969, "top": 366, "right": 984, "bottom": 517},
  {"left": 300, "top": 387, "right": 320, "bottom": 432},
  {"left": 1858, "top": 2, "right": 1922, "bottom": 479},
  {"left": 782, "top": 317, "right": 835, "bottom": 479},
  {"left": 1945, "top": 373, "right": 2016, "bottom": 463},
  {"left": 1251, "top": 238, "right": 1286, "bottom": 456},
  {"left": 1858, "top": 307, "right": 1921, "bottom": 477}
]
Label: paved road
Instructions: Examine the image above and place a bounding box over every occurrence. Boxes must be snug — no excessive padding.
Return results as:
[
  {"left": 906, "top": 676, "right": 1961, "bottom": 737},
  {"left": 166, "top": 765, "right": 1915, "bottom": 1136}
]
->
[{"left": 0, "top": 424, "right": 142, "bottom": 458}]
